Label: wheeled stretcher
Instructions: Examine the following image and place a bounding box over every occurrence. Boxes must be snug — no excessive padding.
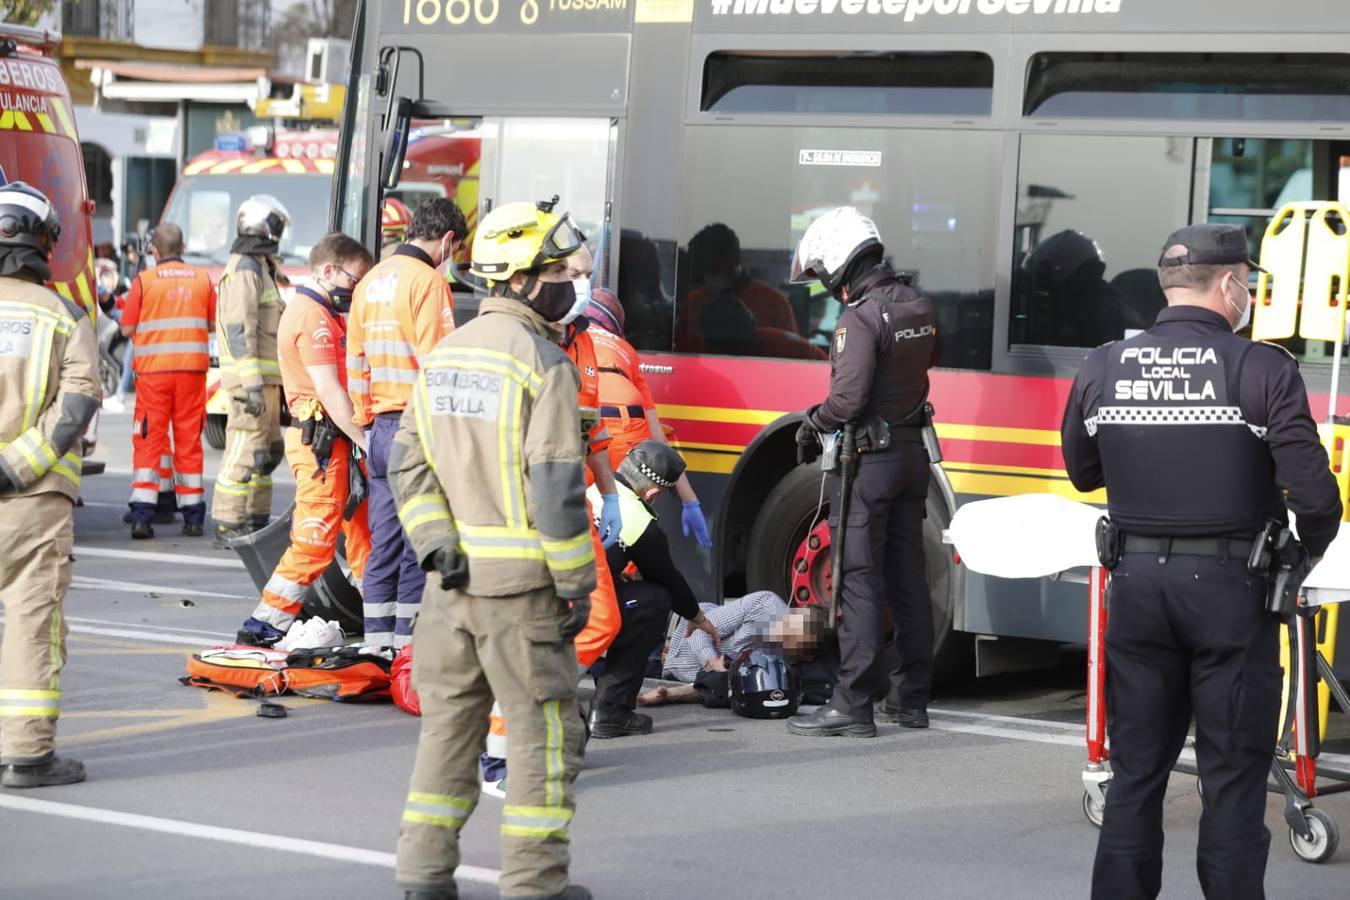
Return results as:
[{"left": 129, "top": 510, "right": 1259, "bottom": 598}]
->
[{"left": 944, "top": 493, "right": 1350, "bottom": 865}]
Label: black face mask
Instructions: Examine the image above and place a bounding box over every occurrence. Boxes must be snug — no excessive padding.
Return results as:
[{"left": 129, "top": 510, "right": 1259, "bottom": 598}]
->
[
  {"left": 529, "top": 279, "right": 577, "bottom": 322},
  {"left": 327, "top": 285, "right": 354, "bottom": 314}
]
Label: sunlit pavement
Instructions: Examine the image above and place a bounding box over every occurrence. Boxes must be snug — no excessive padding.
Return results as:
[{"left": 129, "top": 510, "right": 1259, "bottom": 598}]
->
[{"left": 1, "top": 408, "right": 1346, "bottom": 899}]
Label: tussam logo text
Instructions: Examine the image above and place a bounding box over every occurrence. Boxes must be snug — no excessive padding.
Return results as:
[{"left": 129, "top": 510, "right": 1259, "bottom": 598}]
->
[{"left": 710, "top": 0, "right": 1120, "bottom": 20}]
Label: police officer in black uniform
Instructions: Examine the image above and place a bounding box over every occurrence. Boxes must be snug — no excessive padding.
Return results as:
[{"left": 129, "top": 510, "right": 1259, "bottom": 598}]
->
[
  {"left": 784, "top": 207, "right": 940, "bottom": 738},
  {"left": 1062, "top": 223, "right": 1342, "bottom": 900}
]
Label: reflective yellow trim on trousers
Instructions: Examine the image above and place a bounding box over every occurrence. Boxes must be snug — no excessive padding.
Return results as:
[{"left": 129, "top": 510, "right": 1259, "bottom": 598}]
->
[
  {"left": 501, "top": 804, "right": 573, "bottom": 840},
  {"left": 540, "top": 531, "right": 594, "bottom": 571},
  {"left": 49, "top": 604, "right": 63, "bottom": 692},
  {"left": 402, "top": 791, "right": 473, "bottom": 830},
  {"left": 543, "top": 699, "right": 563, "bottom": 808},
  {"left": 0, "top": 689, "right": 60, "bottom": 717},
  {"left": 215, "top": 435, "right": 253, "bottom": 497}
]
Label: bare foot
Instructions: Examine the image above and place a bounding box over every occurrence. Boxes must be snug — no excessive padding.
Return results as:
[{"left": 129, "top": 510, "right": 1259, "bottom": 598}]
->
[{"left": 637, "top": 686, "right": 669, "bottom": 707}]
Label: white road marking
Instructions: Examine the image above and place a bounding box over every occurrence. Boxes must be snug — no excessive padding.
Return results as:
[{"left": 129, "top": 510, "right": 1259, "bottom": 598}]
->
[
  {"left": 930, "top": 707, "right": 1081, "bottom": 733},
  {"left": 0, "top": 617, "right": 229, "bottom": 647},
  {"left": 66, "top": 616, "right": 233, "bottom": 639},
  {"left": 71, "top": 576, "right": 244, "bottom": 601},
  {"left": 0, "top": 794, "right": 500, "bottom": 885},
  {"left": 74, "top": 546, "right": 245, "bottom": 570}
]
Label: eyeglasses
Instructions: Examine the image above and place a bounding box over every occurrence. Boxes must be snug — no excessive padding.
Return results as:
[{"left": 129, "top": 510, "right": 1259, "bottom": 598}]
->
[{"left": 334, "top": 265, "right": 361, "bottom": 286}]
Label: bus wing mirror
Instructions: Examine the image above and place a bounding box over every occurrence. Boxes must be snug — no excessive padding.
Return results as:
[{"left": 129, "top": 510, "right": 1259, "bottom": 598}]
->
[{"left": 381, "top": 97, "right": 412, "bottom": 191}]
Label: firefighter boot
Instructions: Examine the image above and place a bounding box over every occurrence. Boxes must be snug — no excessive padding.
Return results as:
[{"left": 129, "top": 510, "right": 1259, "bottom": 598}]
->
[
  {"left": 131, "top": 521, "right": 154, "bottom": 540},
  {"left": 182, "top": 522, "right": 203, "bottom": 537},
  {"left": 533, "top": 887, "right": 594, "bottom": 900},
  {"left": 249, "top": 515, "right": 271, "bottom": 532},
  {"left": 402, "top": 890, "right": 457, "bottom": 900},
  {"left": 2, "top": 754, "right": 86, "bottom": 789},
  {"left": 786, "top": 705, "right": 877, "bottom": 738},
  {"left": 214, "top": 522, "right": 251, "bottom": 549}
]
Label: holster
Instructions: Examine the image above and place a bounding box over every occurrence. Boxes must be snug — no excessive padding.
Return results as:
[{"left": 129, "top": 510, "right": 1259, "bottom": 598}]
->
[
  {"left": 1249, "top": 520, "right": 1309, "bottom": 618},
  {"left": 854, "top": 415, "right": 892, "bottom": 454},
  {"left": 1095, "top": 517, "right": 1122, "bottom": 570}
]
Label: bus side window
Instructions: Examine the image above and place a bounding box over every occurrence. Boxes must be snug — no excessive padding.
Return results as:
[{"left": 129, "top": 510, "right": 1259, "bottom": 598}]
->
[{"left": 1010, "top": 134, "right": 1191, "bottom": 350}]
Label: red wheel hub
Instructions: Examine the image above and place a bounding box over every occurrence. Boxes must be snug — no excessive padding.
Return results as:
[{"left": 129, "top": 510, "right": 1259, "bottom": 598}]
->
[{"left": 788, "top": 519, "right": 832, "bottom": 609}]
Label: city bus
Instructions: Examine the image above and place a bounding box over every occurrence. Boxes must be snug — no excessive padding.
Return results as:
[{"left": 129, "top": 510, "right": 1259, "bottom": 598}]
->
[{"left": 332, "top": 0, "right": 1350, "bottom": 676}]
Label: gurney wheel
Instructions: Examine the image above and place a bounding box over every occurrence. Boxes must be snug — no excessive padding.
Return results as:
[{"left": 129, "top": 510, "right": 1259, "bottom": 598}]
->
[
  {"left": 1082, "top": 789, "right": 1106, "bottom": 829},
  {"left": 1289, "top": 808, "right": 1339, "bottom": 864}
]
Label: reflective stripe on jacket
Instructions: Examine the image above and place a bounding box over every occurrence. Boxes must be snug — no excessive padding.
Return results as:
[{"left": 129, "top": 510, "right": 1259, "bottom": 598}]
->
[
  {"left": 216, "top": 253, "right": 283, "bottom": 391},
  {"left": 0, "top": 276, "right": 101, "bottom": 502},
  {"left": 346, "top": 246, "right": 455, "bottom": 425},
  {"left": 387, "top": 296, "right": 596, "bottom": 600},
  {"left": 125, "top": 260, "right": 215, "bottom": 373}
]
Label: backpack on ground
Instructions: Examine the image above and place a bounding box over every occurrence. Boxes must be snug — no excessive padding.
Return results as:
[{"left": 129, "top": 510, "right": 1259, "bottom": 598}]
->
[
  {"left": 180, "top": 645, "right": 289, "bottom": 698},
  {"left": 282, "top": 645, "right": 393, "bottom": 702}
]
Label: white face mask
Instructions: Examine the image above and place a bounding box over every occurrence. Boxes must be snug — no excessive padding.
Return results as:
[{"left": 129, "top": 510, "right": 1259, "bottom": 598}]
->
[
  {"left": 558, "top": 276, "right": 592, "bottom": 326},
  {"left": 1225, "top": 272, "right": 1251, "bottom": 333}
]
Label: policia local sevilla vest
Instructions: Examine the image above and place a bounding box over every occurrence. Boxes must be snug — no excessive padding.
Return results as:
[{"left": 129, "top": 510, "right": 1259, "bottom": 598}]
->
[{"left": 1089, "top": 334, "right": 1273, "bottom": 536}]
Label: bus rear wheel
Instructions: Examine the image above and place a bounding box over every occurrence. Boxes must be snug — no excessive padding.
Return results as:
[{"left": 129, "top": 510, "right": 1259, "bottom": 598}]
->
[{"left": 745, "top": 463, "right": 966, "bottom": 681}]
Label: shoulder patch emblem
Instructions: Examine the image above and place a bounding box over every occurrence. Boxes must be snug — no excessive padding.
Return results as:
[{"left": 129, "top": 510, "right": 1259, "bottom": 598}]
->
[{"left": 835, "top": 328, "right": 847, "bottom": 354}]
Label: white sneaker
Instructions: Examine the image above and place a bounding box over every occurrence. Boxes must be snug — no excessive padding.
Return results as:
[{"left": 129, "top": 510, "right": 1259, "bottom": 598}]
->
[
  {"left": 276, "top": 617, "right": 345, "bottom": 651},
  {"left": 480, "top": 778, "right": 506, "bottom": 800},
  {"left": 102, "top": 396, "right": 125, "bottom": 413}
]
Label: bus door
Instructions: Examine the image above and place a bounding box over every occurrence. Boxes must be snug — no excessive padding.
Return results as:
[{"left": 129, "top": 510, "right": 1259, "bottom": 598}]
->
[{"left": 477, "top": 116, "right": 621, "bottom": 289}]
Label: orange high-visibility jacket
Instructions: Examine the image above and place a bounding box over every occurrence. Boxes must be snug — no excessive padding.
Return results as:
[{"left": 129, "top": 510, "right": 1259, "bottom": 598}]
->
[
  {"left": 564, "top": 324, "right": 611, "bottom": 459},
  {"left": 122, "top": 258, "right": 216, "bottom": 373},
  {"left": 346, "top": 246, "right": 454, "bottom": 425}
]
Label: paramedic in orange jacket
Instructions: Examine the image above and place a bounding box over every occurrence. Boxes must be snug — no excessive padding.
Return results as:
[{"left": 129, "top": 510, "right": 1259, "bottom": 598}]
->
[
  {"left": 347, "top": 199, "right": 464, "bottom": 649},
  {"left": 119, "top": 224, "right": 216, "bottom": 539},
  {"left": 238, "top": 234, "right": 375, "bottom": 646},
  {"left": 586, "top": 288, "right": 712, "bottom": 549}
]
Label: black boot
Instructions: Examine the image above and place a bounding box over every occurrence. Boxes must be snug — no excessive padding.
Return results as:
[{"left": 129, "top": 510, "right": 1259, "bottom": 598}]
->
[
  {"left": 588, "top": 701, "right": 653, "bottom": 739},
  {"left": 214, "top": 523, "right": 250, "bottom": 549},
  {"left": 131, "top": 521, "right": 154, "bottom": 540},
  {"left": 786, "top": 705, "right": 876, "bottom": 738},
  {"left": 249, "top": 515, "right": 271, "bottom": 531},
  {"left": 402, "top": 890, "right": 457, "bottom": 900},
  {"left": 527, "top": 887, "right": 594, "bottom": 900},
  {"left": 877, "top": 700, "right": 928, "bottom": 729},
  {"left": 182, "top": 522, "right": 204, "bottom": 537},
  {"left": 2, "top": 753, "right": 86, "bottom": 788}
]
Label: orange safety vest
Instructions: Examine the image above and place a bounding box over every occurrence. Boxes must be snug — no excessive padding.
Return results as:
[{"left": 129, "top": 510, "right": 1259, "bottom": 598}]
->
[
  {"left": 346, "top": 246, "right": 455, "bottom": 425},
  {"left": 592, "top": 328, "right": 654, "bottom": 469},
  {"left": 564, "top": 325, "right": 611, "bottom": 461},
  {"left": 125, "top": 259, "right": 215, "bottom": 373}
]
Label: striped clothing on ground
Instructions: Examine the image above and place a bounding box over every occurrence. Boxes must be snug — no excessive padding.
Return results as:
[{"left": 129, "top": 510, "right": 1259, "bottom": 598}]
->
[{"left": 661, "top": 591, "right": 788, "bottom": 683}]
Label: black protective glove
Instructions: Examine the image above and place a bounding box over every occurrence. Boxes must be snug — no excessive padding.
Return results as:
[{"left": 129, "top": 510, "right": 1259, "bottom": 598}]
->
[
  {"left": 796, "top": 418, "right": 821, "bottom": 466},
  {"left": 429, "top": 546, "right": 469, "bottom": 591},
  {"left": 343, "top": 447, "right": 368, "bottom": 521},
  {"left": 560, "top": 594, "right": 592, "bottom": 642},
  {"left": 239, "top": 388, "right": 266, "bottom": 417}
]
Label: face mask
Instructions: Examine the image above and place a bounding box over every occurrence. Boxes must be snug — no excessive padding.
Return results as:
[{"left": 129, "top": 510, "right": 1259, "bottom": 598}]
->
[
  {"left": 1225, "top": 273, "right": 1251, "bottom": 333},
  {"left": 328, "top": 286, "right": 354, "bottom": 314},
  {"left": 530, "top": 279, "right": 579, "bottom": 322},
  {"left": 558, "top": 277, "right": 592, "bottom": 326}
]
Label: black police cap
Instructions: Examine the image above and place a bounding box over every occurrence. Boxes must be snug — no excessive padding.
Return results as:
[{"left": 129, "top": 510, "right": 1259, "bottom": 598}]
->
[{"left": 1158, "top": 223, "right": 1264, "bottom": 271}]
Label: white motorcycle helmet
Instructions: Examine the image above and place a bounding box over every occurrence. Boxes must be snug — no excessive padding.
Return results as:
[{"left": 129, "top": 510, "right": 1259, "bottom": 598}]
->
[
  {"left": 789, "top": 206, "right": 883, "bottom": 293},
  {"left": 236, "top": 194, "right": 290, "bottom": 243}
]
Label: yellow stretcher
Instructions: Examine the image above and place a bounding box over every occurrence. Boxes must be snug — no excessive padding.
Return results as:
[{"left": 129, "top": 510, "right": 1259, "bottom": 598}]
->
[{"left": 1255, "top": 202, "right": 1350, "bottom": 747}]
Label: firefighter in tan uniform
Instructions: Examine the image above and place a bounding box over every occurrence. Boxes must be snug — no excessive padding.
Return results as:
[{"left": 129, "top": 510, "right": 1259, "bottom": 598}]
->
[
  {"left": 211, "top": 195, "right": 289, "bottom": 544},
  {"left": 0, "top": 183, "right": 101, "bottom": 788},
  {"left": 389, "top": 200, "right": 597, "bottom": 900}
]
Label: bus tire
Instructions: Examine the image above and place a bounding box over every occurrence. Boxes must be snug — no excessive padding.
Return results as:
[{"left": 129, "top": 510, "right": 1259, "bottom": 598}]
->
[
  {"left": 745, "top": 463, "right": 967, "bottom": 681},
  {"left": 204, "top": 414, "right": 226, "bottom": 450}
]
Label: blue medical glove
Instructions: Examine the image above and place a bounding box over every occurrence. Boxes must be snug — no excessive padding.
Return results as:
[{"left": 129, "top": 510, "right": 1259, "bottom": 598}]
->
[
  {"left": 681, "top": 500, "right": 711, "bottom": 549},
  {"left": 599, "top": 493, "right": 623, "bottom": 548}
]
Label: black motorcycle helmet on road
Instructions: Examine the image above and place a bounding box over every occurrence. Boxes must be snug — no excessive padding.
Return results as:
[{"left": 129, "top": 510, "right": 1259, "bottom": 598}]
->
[{"left": 730, "top": 647, "right": 802, "bottom": 719}]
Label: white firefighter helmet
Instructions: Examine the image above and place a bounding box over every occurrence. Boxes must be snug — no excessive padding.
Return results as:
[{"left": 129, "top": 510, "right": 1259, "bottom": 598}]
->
[
  {"left": 236, "top": 194, "right": 290, "bottom": 242},
  {"left": 789, "top": 206, "right": 883, "bottom": 292}
]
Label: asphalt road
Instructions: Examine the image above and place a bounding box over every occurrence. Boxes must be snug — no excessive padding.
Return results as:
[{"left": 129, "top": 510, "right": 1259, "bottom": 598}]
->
[{"left": 1, "top": 407, "right": 1348, "bottom": 899}]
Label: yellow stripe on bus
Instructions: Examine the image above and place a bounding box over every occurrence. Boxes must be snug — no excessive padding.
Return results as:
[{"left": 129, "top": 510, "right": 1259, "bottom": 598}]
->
[
  {"left": 946, "top": 470, "right": 1104, "bottom": 503},
  {"left": 935, "top": 423, "right": 1061, "bottom": 446},
  {"left": 654, "top": 403, "right": 786, "bottom": 426},
  {"left": 316, "top": 159, "right": 335, "bottom": 175}
]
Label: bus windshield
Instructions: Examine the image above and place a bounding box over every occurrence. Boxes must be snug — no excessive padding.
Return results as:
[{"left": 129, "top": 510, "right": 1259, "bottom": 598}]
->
[
  {"left": 161, "top": 172, "right": 332, "bottom": 266},
  {"left": 0, "top": 131, "right": 88, "bottom": 285}
]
